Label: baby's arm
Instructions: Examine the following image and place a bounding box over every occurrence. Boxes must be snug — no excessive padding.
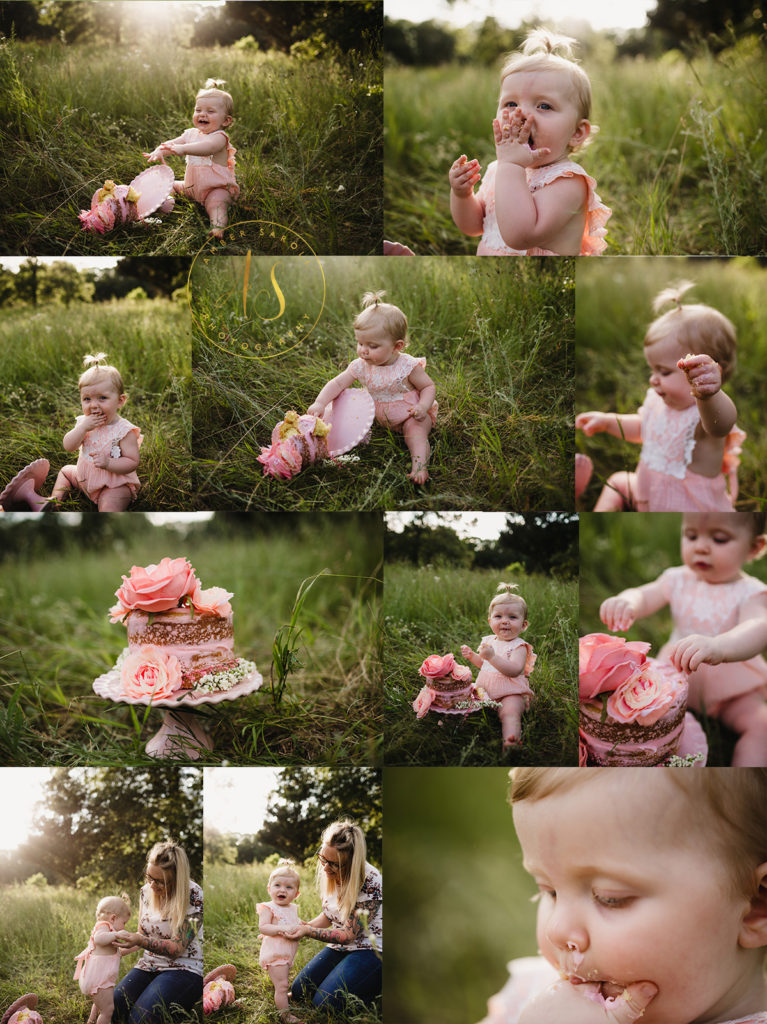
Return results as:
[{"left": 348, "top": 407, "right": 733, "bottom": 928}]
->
[
  {"left": 677, "top": 354, "right": 737, "bottom": 438},
  {"left": 257, "top": 904, "right": 286, "bottom": 938},
  {"left": 145, "top": 133, "right": 190, "bottom": 161},
  {"left": 92, "top": 431, "right": 140, "bottom": 474},
  {"left": 165, "top": 131, "right": 229, "bottom": 158},
  {"left": 92, "top": 928, "right": 120, "bottom": 948},
  {"left": 477, "top": 642, "right": 528, "bottom": 677},
  {"left": 575, "top": 412, "right": 642, "bottom": 443},
  {"left": 406, "top": 363, "right": 436, "bottom": 422},
  {"left": 667, "top": 592, "right": 767, "bottom": 673},
  {"left": 306, "top": 365, "right": 358, "bottom": 418},
  {"left": 62, "top": 414, "right": 104, "bottom": 451},
  {"left": 283, "top": 911, "right": 362, "bottom": 946},
  {"left": 600, "top": 578, "right": 669, "bottom": 633},
  {"left": 449, "top": 155, "right": 485, "bottom": 237},
  {"left": 460, "top": 645, "right": 483, "bottom": 669}
]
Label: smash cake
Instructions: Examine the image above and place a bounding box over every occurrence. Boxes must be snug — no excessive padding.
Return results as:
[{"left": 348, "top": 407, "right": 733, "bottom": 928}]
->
[
  {"left": 579, "top": 633, "right": 704, "bottom": 766},
  {"left": 413, "top": 653, "right": 492, "bottom": 716},
  {"left": 106, "top": 557, "right": 257, "bottom": 700}
]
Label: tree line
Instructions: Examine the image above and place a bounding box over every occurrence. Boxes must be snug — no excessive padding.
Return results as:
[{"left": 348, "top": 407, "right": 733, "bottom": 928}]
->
[{"left": 0, "top": 258, "right": 188, "bottom": 308}]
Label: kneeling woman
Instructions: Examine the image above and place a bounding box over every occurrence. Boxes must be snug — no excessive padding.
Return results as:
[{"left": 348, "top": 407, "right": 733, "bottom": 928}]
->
[
  {"left": 113, "top": 841, "right": 203, "bottom": 1023},
  {"left": 287, "top": 820, "right": 382, "bottom": 1012}
]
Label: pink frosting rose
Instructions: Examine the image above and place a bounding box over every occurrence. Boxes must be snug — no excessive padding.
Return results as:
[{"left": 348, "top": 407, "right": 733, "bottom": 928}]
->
[
  {"left": 191, "top": 582, "right": 233, "bottom": 618},
  {"left": 419, "top": 653, "right": 456, "bottom": 680},
  {"left": 203, "top": 978, "right": 236, "bottom": 1014},
  {"left": 121, "top": 646, "right": 182, "bottom": 700},
  {"left": 114, "top": 557, "right": 197, "bottom": 615},
  {"left": 412, "top": 686, "right": 434, "bottom": 719},
  {"left": 607, "top": 661, "right": 682, "bottom": 725},
  {"left": 579, "top": 633, "right": 651, "bottom": 701},
  {"left": 451, "top": 663, "right": 473, "bottom": 683}
]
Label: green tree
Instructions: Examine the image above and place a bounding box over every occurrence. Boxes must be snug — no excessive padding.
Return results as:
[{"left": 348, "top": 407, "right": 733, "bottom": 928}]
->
[{"left": 38, "top": 261, "right": 95, "bottom": 305}]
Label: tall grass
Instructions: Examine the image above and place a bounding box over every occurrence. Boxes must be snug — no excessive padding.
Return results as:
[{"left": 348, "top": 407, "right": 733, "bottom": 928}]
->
[
  {"left": 575, "top": 257, "right": 767, "bottom": 510},
  {"left": 0, "top": 38, "right": 382, "bottom": 255},
  {"left": 0, "top": 515, "right": 382, "bottom": 766},
  {"left": 206, "top": 860, "right": 381, "bottom": 1024},
  {"left": 191, "top": 256, "right": 575, "bottom": 511},
  {"left": 384, "top": 564, "right": 578, "bottom": 765},
  {"left": 384, "top": 36, "right": 767, "bottom": 254},
  {"left": 0, "top": 300, "right": 193, "bottom": 511}
]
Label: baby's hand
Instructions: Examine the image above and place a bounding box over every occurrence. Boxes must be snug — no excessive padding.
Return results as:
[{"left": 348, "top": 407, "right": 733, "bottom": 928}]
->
[
  {"left": 519, "top": 980, "right": 657, "bottom": 1024},
  {"left": 493, "top": 108, "right": 551, "bottom": 167},
  {"left": 93, "top": 451, "right": 111, "bottom": 470},
  {"left": 144, "top": 146, "right": 168, "bottom": 163},
  {"left": 575, "top": 411, "right": 608, "bottom": 437},
  {"left": 306, "top": 402, "right": 325, "bottom": 418},
  {"left": 599, "top": 596, "right": 637, "bottom": 633},
  {"left": 666, "top": 633, "right": 724, "bottom": 673},
  {"left": 460, "top": 644, "right": 475, "bottom": 660},
  {"left": 477, "top": 641, "right": 495, "bottom": 660},
  {"left": 81, "top": 412, "right": 107, "bottom": 431},
  {"left": 677, "top": 353, "right": 722, "bottom": 399},
  {"left": 408, "top": 404, "right": 428, "bottom": 422},
  {"left": 449, "top": 155, "right": 481, "bottom": 197}
]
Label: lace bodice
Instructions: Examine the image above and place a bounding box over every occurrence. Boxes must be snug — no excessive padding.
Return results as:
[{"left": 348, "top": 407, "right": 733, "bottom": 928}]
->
[
  {"left": 258, "top": 900, "right": 300, "bottom": 930},
  {"left": 660, "top": 565, "right": 767, "bottom": 640},
  {"left": 180, "top": 127, "right": 237, "bottom": 171},
  {"left": 477, "top": 159, "right": 611, "bottom": 255},
  {"left": 77, "top": 415, "right": 142, "bottom": 461},
  {"left": 638, "top": 389, "right": 700, "bottom": 480},
  {"left": 477, "top": 636, "right": 536, "bottom": 677},
  {"left": 348, "top": 354, "right": 426, "bottom": 402}
]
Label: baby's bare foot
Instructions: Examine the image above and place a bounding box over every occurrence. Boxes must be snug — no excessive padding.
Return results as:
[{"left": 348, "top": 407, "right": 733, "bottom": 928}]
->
[
  {"left": 279, "top": 1012, "right": 305, "bottom": 1024},
  {"left": 408, "top": 467, "right": 430, "bottom": 485}
]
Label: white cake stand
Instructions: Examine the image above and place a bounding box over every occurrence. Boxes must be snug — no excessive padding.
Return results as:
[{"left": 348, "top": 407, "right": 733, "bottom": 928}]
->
[{"left": 93, "top": 663, "right": 263, "bottom": 760}]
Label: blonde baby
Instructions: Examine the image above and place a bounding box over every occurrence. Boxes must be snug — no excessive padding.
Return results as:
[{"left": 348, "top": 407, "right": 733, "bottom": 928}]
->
[
  {"left": 146, "top": 79, "right": 239, "bottom": 238},
  {"left": 478, "top": 767, "right": 767, "bottom": 1024},
  {"left": 257, "top": 862, "right": 305, "bottom": 1024},
  {"left": 449, "top": 29, "right": 611, "bottom": 256},
  {"left": 461, "top": 583, "right": 536, "bottom": 748},
  {"left": 577, "top": 281, "right": 744, "bottom": 511},
  {"left": 601, "top": 511, "right": 767, "bottom": 766},
  {"left": 74, "top": 894, "right": 136, "bottom": 1024},
  {"left": 307, "top": 291, "right": 437, "bottom": 484}
]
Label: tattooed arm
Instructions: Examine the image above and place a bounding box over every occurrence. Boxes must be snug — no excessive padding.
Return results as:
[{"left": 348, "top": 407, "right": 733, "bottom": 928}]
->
[
  {"left": 114, "top": 915, "right": 200, "bottom": 959},
  {"left": 283, "top": 911, "right": 363, "bottom": 945}
]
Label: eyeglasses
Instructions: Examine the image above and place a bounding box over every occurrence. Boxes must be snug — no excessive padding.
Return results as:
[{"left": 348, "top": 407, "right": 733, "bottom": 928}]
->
[
  {"left": 145, "top": 872, "right": 167, "bottom": 889},
  {"left": 317, "top": 852, "right": 341, "bottom": 873}
]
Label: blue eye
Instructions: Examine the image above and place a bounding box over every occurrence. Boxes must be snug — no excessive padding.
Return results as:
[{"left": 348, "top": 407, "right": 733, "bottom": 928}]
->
[
  {"left": 504, "top": 101, "right": 517, "bottom": 108},
  {"left": 539, "top": 102, "right": 553, "bottom": 110}
]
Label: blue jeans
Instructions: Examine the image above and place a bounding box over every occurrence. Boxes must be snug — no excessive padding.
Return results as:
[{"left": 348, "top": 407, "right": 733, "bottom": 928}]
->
[
  {"left": 290, "top": 947, "right": 382, "bottom": 1012},
  {"left": 113, "top": 967, "right": 202, "bottom": 1023}
]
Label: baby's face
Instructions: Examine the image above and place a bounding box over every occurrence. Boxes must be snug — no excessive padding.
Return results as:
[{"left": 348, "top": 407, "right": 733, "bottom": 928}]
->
[
  {"left": 488, "top": 602, "right": 527, "bottom": 641},
  {"left": 644, "top": 334, "right": 696, "bottom": 410},
  {"left": 193, "top": 96, "right": 231, "bottom": 134},
  {"left": 513, "top": 771, "right": 758, "bottom": 1024},
  {"left": 681, "top": 513, "right": 759, "bottom": 584},
  {"left": 497, "top": 69, "right": 589, "bottom": 165},
  {"left": 80, "top": 380, "right": 125, "bottom": 423},
  {"left": 268, "top": 874, "right": 299, "bottom": 906},
  {"left": 113, "top": 912, "right": 130, "bottom": 932},
  {"left": 355, "top": 326, "right": 402, "bottom": 366}
]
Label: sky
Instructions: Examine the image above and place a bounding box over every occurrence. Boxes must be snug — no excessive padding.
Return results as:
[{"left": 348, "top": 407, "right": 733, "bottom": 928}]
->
[
  {"left": 0, "top": 769, "right": 54, "bottom": 853},
  {"left": 383, "top": 0, "right": 654, "bottom": 31},
  {"left": 385, "top": 512, "right": 515, "bottom": 541},
  {"left": 0, "top": 257, "right": 121, "bottom": 273},
  {"left": 204, "top": 767, "right": 281, "bottom": 835}
]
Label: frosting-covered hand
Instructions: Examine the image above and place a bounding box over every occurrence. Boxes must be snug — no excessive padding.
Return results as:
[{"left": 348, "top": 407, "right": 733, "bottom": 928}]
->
[
  {"left": 519, "top": 980, "right": 658, "bottom": 1024},
  {"left": 493, "top": 107, "right": 551, "bottom": 167},
  {"left": 478, "top": 641, "right": 495, "bottom": 660},
  {"left": 667, "top": 633, "right": 724, "bottom": 673},
  {"left": 449, "top": 154, "right": 482, "bottom": 197},
  {"left": 677, "top": 353, "right": 722, "bottom": 398}
]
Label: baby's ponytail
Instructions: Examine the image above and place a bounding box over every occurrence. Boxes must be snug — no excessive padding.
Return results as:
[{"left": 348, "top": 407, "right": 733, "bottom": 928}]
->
[
  {"left": 521, "top": 28, "right": 578, "bottom": 60},
  {"left": 83, "top": 352, "right": 108, "bottom": 368},
  {"left": 360, "top": 290, "right": 387, "bottom": 309},
  {"left": 204, "top": 77, "right": 227, "bottom": 90},
  {"left": 652, "top": 280, "right": 696, "bottom": 315},
  {"left": 488, "top": 582, "right": 527, "bottom": 617}
]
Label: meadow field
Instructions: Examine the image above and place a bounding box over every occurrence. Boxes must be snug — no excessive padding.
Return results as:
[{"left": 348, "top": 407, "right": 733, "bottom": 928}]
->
[
  {"left": 0, "top": 514, "right": 382, "bottom": 766},
  {"left": 205, "top": 860, "right": 381, "bottom": 1024},
  {"left": 384, "top": 37, "right": 767, "bottom": 255},
  {"left": 1, "top": 38, "right": 382, "bottom": 256},
  {"left": 191, "top": 255, "right": 574, "bottom": 512},
  {"left": 383, "top": 564, "right": 578, "bottom": 766},
  {"left": 0, "top": 299, "right": 193, "bottom": 511},
  {"left": 385, "top": 767, "right": 534, "bottom": 1024},
  {"left": 578, "top": 511, "right": 767, "bottom": 765},
  {"left": 575, "top": 257, "right": 767, "bottom": 510}
]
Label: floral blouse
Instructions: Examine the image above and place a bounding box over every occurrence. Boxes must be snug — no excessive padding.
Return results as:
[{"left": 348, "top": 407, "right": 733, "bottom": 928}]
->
[
  {"left": 135, "top": 881, "right": 203, "bottom": 975},
  {"left": 323, "top": 863, "right": 382, "bottom": 954}
]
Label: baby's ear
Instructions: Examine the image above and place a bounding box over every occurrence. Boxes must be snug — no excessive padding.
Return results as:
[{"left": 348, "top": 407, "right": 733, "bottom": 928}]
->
[
  {"left": 393, "top": 338, "right": 406, "bottom": 351},
  {"left": 739, "top": 863, "right": 767, "bottom": 948},
  {"left": 569, "top": 119, "right": 591, "bottom": 149}
]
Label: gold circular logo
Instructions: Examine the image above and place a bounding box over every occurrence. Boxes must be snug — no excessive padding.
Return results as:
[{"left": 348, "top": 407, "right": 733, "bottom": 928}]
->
[{"left": 188, "top": 220, "right": 326, "bottom": 360}]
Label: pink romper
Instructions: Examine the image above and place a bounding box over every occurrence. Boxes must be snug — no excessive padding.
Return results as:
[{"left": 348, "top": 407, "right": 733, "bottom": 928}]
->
[
  {"left": 635, "top": 388, "right": 745, "bottom": 512},
  {"left": 347, "top": 354, "right": 438, "bottom": 428},
  {"left": 477, "top": 956, "right": 767, "bottom": 1024},
  {"left": 180, "top": 128, "right": 240, "bottom": 204},
  {"left": 74, "top": 921, "right": 121, "bottom": 995},
  {"left": 475, "top": 636, "right": 536, "bottom": 706},
  {"left": 74, "top": 414, "right": 142, "bottom": 503},
  {"left": 476, "top": 159, "right": 611, "bottom": 255},
  {"left": 257, "top": 901, "right": 300, "bottom": 967},
  {"left": 656, "top": 565, "right": 767, "bottom": 714}
]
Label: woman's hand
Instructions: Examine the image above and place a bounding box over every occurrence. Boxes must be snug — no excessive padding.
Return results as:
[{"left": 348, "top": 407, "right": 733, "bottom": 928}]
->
[
  {"left": 281, "top": 925, "right": 312, "bottom": 940},
  {"left": 113, "top": 930, "right": 142, "bottom": 947},
  {"left": 449, "top": 154, "right": 481, "bottom": 198},
  {"left": 666, "top": 633, "right": 724, "bottom": 673},
  {"left": 677, "top": 353, "right": 722, "bottom": 399},
  {"left": 519, "top": 980, "right": 658, "bottom": 1024}
]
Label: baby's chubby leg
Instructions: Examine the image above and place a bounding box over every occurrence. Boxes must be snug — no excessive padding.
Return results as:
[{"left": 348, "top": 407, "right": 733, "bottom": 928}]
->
[
  {"left": 267, "top": 964, "right": 304, "bottom": 1023},
  {"left": 498, "top": 694, "right": 526, "bottom": 748},
  {"left": 91, "top": 986, "right": 114, "bottom": 1024},
  {"left": 97, "top": 485, "right": 134, "bottom": 513},
  {"left": 402, "top": 415, "right": 432, "bottom": 485},
  {"left": 50, "top": 464, "right": 79, "bottom": 504},
  {"left": 204, "top": 187, "right": 233, "bottom": 238},
  {"left": 717, "top": 692, "right": 767, "bottom": 767},
  {"left": 594, "top": 471, "right": 637, "bottom": 511}
]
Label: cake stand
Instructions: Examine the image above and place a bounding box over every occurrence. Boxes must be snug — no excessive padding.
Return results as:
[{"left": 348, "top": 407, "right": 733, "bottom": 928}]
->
[
  {"left": 324, "top": 387, "right": 375, "bottom": 457},
  {"left": 0, "top": 459, "right": 50, "bottom": 511},
  {"left": 93, "top": 664, "right": 263, "bottom": 760}
]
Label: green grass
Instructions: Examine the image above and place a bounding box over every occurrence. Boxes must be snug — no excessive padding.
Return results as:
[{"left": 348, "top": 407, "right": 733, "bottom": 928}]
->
[
  {"left": 384, "top": 36, "right": 767, "bottom": 255},
  {"left": 384, "top": 564, "right": 578, "bottom": 765},
  {"left": 191, "top": 255, "right": 575, "bottom": 511},
  {"left": 0, "top": 882, "right": 201, "bottom": 1023},
  {"left": 0, "top": 299, "right": 193, "bottom": 512},
  {"left": 385, "top": 767, "right": 534, "bottom": 1024},
  {"left": 0, "top": 39, "right": 382, "bottom": 255},
  {"left": 575, "top": 257, "right": 767, "bottom": 510},
  {"left": 578, "top": 511, "right": 767, "bottom": 765},
  {"left": 205, "top": 860, "right": 381, "bottom": 1024},
  {"left": 0, "top": 514, "right": 382, "bottom": 766}
]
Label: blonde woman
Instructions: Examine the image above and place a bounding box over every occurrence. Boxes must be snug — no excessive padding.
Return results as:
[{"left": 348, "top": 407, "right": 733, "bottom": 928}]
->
[
  {"left": 285, "top": 821, "right": 382, "bottom": 1011},
  {"left": 112, "top": 842, "right": 203, "bottom": 1022}
]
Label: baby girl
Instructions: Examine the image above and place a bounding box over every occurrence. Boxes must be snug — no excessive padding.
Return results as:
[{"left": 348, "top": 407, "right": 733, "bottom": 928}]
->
[
  {"left": 257, "top": 862, "right": 305, "bottom": 1024},
  {"left": 146, "top": 79, "right": 239, "bottom": 238},
  {"left": 74, "top": 894, "right": 136, "bottom": 1024},
  {"left": 449, "top": 29, "right": 610, "bottom": 255}
]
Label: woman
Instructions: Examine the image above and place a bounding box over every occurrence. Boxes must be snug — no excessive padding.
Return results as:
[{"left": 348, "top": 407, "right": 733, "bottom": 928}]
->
[
  {"left": 112, "top": 841, "right": 203, "bottom": 1022},
  {"left": 287, "top": 820, "right": 382, "bottom": 1012}
]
